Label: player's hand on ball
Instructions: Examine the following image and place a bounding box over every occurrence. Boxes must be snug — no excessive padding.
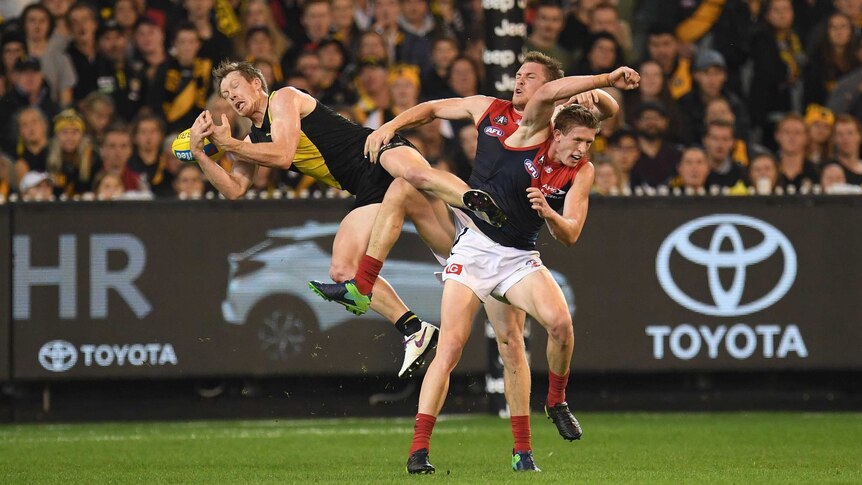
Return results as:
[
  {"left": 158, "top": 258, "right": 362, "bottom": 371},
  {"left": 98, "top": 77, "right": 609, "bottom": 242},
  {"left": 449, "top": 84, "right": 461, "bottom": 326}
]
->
[
  {"left": 527, "top": 187, "right": 553, "bottom": 219},
  {"left": 209, "top": 112, "right": 233, "bottom": 147},
  {"left": 190, "top": 111, "right": 213, "bottom": 155}
]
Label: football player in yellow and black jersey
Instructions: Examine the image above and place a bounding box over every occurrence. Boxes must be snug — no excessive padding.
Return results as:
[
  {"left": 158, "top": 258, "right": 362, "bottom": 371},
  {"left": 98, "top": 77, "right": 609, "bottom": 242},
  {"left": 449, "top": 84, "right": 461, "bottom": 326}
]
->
[{"left": 189, "top": 60, "right": 504, "bottom": 377}]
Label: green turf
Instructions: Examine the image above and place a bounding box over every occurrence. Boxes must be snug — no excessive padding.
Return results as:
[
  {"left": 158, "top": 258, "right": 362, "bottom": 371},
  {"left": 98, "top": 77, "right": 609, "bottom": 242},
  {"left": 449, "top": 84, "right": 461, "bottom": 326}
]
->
[{"left": 1, "top": 413, "right": 860, "bottom": 484}]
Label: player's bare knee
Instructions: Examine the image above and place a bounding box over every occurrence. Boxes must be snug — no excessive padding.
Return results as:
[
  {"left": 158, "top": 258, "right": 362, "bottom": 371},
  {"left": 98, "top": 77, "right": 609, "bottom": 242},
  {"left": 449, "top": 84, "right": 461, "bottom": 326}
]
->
[
  {"left": 402, "top": 166, "right": 432, "bottom": 190},
  {"left": 546, "top": 314, "right": 574, "bottom": 344}
]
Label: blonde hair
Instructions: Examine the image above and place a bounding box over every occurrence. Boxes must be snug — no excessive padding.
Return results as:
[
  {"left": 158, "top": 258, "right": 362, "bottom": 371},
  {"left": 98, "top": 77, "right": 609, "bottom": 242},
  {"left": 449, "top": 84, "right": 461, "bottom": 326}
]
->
[{"left": 213, "top": 60, "right": 269, "bottom": 95}]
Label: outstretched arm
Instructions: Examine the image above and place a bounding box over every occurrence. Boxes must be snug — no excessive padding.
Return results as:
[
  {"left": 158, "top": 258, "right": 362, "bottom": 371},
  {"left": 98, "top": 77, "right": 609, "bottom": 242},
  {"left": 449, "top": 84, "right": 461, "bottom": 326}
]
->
[
  {"left": 527, "top": 162, "right": 595, "bottom": 246},
  {"left": 517, "top": 67, "right": 640, "bottom": 142},
  {"left": 365, "top": 95, "right": 495, "bottom": 162},
  {"left": 207, "top": 87, "right": 312, "bottom": 170}
]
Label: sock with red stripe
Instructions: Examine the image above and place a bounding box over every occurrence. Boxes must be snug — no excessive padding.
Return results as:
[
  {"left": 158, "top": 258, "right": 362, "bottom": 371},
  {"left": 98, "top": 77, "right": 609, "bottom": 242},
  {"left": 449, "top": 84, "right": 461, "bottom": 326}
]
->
[
  {"left": 354, "top": 255, "right": 383, "bottom": 295},
  {"left": 511, "top": 415, "right": 531, "bottom": 453},
  {"left": 547, "top": 370, "right": 570, "bottom": 407},
  {"left": 410, "top": 413, "right": 437, "bottom": 454}
]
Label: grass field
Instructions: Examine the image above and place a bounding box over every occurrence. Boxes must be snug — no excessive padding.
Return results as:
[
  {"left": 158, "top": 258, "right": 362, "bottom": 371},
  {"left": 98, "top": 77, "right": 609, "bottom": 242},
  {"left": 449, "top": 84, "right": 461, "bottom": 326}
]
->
[{"left": 1, "top": 413, "right": 860, "bottom": 484}]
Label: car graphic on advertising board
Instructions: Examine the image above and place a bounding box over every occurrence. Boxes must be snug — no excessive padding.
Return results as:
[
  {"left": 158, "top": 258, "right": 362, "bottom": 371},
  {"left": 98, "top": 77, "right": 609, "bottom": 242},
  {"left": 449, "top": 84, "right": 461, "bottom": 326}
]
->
[{"left": 221, "top": 221, "right": 575, "bottom": 360}]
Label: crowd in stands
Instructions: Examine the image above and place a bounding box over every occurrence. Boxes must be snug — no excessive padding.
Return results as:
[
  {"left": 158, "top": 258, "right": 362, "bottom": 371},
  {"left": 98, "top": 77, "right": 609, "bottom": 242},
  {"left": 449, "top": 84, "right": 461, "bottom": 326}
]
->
[{"left": 2, "top": 0, "right": 862, "bottom": 203}]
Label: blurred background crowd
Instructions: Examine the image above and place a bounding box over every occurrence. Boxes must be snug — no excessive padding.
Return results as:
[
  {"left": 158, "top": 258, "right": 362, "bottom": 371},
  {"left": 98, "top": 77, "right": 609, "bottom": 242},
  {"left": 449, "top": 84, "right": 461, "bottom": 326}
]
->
[{"left": 2, "top": 0, "right": 862, "bottom": 202}]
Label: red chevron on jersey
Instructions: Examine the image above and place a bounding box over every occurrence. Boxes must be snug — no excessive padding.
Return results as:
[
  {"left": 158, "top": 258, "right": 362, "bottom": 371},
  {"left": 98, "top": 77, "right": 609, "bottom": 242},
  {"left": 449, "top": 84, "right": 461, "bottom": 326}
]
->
[{"left": 529, "top": 146, "right": 587, "bottom": 201}]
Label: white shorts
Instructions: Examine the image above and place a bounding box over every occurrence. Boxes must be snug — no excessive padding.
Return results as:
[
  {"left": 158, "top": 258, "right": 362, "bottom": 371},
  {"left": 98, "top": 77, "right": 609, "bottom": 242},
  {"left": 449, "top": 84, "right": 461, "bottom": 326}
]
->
[
  {"left": 431, "top": 207, "right": 476, "bottom": 266},
  {"left": 441, "top": 227, "right": 547, "bottom": 302}
]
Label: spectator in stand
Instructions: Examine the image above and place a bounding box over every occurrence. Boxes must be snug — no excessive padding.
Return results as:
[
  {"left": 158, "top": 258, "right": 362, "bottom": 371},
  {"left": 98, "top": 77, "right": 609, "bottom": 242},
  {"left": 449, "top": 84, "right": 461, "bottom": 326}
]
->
[
  {"left": 431, "top": 0, "right": 469, "bottom": 46},
  {"left": 804, "top": 104, "right": 834, "bottom": 165},
  {"left": 592, "top": 160, "right": 625, "bottom": 195},
  {"left": 244, "top": 27, "right": 285, "bottom": 90},
  {"left": 703, "top": 119, "right": 746, "bottom": 189},
  {"left": 21, "top": 3, "right": 74, "bottom": 107},
  {"left": 820, "top": 161, "right": 862, "bottom": 193},
  {"left": 18, "top": 170, "right": 53, "bottom": 200},
  {"left": 132, "top": 18, "right": 166, "bottom": 82},
  {"left": 623, "top": 59, "right": 684, "bottom": 143},
  {"left": 670, "top": 146, "right": 710, "bottom": 193},
  {"left": 0, "top": 33, "right": 27, "bottom": 98},
  {"left": 13, "top": 106, "right": 50, "bottom": 181},
  {"left": 559, "top": 0, "right": 599, "bottom": 58},
  {"left": 236, "top": 0, "right": 292, "bottom": 61},
  {"left": 711, "top": 0, "right": 761, "bottom": 97},
  {"left": 93, "top": 171, "right": 125, "bottom": 200},
  {"left": 747, "top": 151, "right": 781, "bottom": 194},
  {"left": 79, "top": 91, "right": 114, "bottom": 144},
  {"left": 678, "top": 49, "right": 750, "bottom": 146},
  {"left": 589, "top": 1, "right": 635, "bottom": 63},
  {"left": 445, "top": 56, "right": 481, "bottom": 98},
  {"left": 366, "top": 63, "right": 419, "bottom": 129},
  {"left": 294, "top": 50, "right": 325, "bottom": 95},
  {"left": 282, "top": 0, "right": 332, "bottom": 69},
  {"left": 830, "top": 114, "right": 862, "bottom": 185},
  {"left": 331, "top": 0, "right": 362, "bottom": 53},
  {"left": 317, "top": 39, "right": 356, "bottom": 106},
  {"left": 421, "top": 37, "right": 459, "bottom": 100},
  {"left": 0, "top": 57, "right": 59, "bottom": 155},
  {"left": 572, "top": 32, "right": 623, "bottom": 75},
  {"left": 173, "top": 162, "right": 205, "bottom": 199},
  {"left": 41, "top": 0, "right": 73, "bottom": 39},
  {"left": 128, "top": 112, "right": 172, "bottom": 197},
  {"left": 46, "top": 108, "right": 95, "bottom": 197},
  {"left": 449, "top": 123, "right": 477, "bottom": 181},
  {"left": 369, "top": 0, "right": 430, "bottom": 71},
  {"left": 805, "top": 0, "right": 862, "bottom": 57},
  {"left": 704, "top": 97, "right": 751, "bottom": 165},
  {"left": 355, "top": 31, "right": 389, "bottom": 65},
  {"left": 526, "top": 2, "right": 574, "bottom": 74},
  {"left": 65, "top": 3, "right": 113, "bottom": 105},
  {"left": 96, "top": 123, "right": 147, "bottom": 193},
  {"left": 148, "top": 23, "right": 212, "bottom": 133},
  {"left": 633, "top": 102, "right": 681, "bottom": 187},
  {"left": 804, "top": 12, "right": 860, "bottom": 107},
  {"left": 749, "top": 0, "right": 804, "bottom": 149},
  {"left": 97, "top": 20, "right": 147, "bottom": 123},
  {"left": 399, "top": 0, "right": 444, "bottom": 43},
  {"left": 178, "top": 0, "right": 235, "bottom": 63},
  {"left": 645, "top": 24, "right": 691, "bottom": 100},
  {"left": 774, "top": 113, "right": 819, "bottom": 191},
  {"left": 353, "top": 58, "right": 389, "bottom": 127},
  {"left": 607, "top": 128, "right": 643, "bottom": 192},
  {"left": 111, "top": 0, "right": 140, "bottom": 41}
]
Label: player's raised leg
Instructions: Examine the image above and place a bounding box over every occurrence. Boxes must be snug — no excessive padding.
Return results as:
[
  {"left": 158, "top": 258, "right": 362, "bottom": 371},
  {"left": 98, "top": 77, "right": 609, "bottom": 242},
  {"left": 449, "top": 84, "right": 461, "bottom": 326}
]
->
[
  {"left": 322, "top": 203, "right": 438, "bottom": 375},
  {"left": 379, "top": 146, "right": 506, "bottom": 227}
]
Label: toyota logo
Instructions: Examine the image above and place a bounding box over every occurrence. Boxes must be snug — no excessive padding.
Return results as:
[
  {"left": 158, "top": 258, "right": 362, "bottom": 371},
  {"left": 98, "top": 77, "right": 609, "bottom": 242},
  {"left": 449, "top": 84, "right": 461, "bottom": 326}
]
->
[
  {"left": 656, "top": 214, "right": 797, "bottom": 317},
  {"left": 38, "top": 340, "right": 78, "bottom": 372}
]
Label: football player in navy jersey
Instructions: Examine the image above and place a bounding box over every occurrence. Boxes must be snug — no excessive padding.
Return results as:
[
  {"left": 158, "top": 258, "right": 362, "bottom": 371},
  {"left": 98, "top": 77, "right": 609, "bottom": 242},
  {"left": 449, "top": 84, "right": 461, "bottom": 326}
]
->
[{"left": 309, "top": 51, "right": 638, "bottom": 473}]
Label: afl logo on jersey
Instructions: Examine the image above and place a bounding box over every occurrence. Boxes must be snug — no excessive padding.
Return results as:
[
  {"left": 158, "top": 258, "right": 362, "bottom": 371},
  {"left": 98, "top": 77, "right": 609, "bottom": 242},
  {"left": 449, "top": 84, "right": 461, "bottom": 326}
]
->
[
  {"left": 524, "top": 159, "right": 540, "bottom": 179},
  {"left": 484, "top": 126, "right": 504, "bottom": 137},
  {"left": 493, "top": 115, "right": 508, "bottom": 125}
]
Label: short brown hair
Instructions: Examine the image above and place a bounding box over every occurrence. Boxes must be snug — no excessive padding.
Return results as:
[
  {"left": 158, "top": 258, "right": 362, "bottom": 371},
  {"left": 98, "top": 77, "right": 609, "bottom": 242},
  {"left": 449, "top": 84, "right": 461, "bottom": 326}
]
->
[
  {"left": 522, "top": 51, "right": 564, "bottom": 82},
  {"left": 554, "top": 104, "right": 600, "bottom": 134},
  {"left": 213, "top": 60, "right": 269, "bottom": 95}
]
